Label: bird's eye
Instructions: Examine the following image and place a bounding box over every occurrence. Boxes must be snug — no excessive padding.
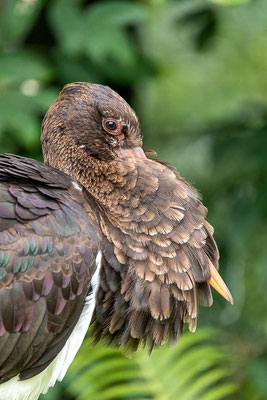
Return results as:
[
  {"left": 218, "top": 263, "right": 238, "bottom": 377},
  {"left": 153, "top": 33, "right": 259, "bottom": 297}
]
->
[
  {"left": 105, "top": 120, "right": 117, "bottom": 131},
  {"left": 102, "top": 118, "right": 122, "bottom": 136}
]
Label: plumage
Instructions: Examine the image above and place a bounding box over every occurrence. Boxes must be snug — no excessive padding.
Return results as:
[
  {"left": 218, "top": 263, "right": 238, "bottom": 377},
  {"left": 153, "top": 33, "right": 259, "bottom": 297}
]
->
[
  {"left": 0, "top": 156, "right": 100, "bottom": 389},
  {"left": 0, "top": 82, "right": 232, "bottom": 399},
  {"left": 0, "top": 251, "right": 101, "bottom": 400}
]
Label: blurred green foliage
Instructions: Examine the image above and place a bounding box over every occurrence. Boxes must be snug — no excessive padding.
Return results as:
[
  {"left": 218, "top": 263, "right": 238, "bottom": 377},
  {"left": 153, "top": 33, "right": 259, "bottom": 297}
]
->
[
  {"left": 0, "top": 0, "right": 267, "bottom": 399},
  {"left": 51, "top": 329, "right": 237, "bottom": 400}
]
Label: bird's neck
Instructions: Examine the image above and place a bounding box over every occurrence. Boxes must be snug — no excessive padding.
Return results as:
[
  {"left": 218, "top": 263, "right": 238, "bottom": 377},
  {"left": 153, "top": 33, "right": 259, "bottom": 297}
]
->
[{"left": 43, "top": 135, "right": 126, "bottom": 208}]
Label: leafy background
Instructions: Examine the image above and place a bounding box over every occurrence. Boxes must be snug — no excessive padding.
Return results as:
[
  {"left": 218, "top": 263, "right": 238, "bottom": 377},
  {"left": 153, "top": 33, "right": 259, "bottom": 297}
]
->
[{"left": 0, "top": 0, "right": 267, "bottom": 399}]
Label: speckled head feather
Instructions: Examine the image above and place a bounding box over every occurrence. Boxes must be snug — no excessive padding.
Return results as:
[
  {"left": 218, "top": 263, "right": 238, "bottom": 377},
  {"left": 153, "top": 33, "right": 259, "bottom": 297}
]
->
[{"left": 41, "top": 82, "right": 142, "bottom": 164}]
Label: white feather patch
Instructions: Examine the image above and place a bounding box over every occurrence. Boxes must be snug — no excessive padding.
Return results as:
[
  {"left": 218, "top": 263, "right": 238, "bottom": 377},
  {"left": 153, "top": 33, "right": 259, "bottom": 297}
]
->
[
  {"left": 72, "top": 181, "right": 83, "bottom": 191},
  {"left": 0, "top": 251, "right": 102, "bottom": 400}
]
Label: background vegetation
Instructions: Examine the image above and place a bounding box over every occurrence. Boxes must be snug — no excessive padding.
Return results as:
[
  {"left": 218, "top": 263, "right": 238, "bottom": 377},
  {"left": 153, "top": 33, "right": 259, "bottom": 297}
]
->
[{"left": 0, "top": 0, "right": 266, "bottom": 399}]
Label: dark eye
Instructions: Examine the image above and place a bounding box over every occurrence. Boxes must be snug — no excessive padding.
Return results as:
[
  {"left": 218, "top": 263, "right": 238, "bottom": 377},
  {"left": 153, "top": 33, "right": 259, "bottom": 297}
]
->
[{"left": 105, "top": 120, "right": 117, "bottom": 131}]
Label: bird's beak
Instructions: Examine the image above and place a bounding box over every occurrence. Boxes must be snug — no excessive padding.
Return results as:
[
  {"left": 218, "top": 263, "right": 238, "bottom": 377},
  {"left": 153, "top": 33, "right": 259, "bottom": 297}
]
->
[
  {"left": 115, "top": 147, "right": 147, "bottom": 159},
  {"left": 208, "top": 259, "right": 233, "bottom": 304}
]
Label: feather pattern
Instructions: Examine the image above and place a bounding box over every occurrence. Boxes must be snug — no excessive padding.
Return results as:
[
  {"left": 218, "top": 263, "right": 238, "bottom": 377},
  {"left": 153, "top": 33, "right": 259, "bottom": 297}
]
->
[
  {"left": 89, "top": 157, "right": 218, "bottom": 350},
  {"left": 0, "top": 251, "right": 102, "bottom": 400},
  {"left": 0, "top": 155, "right": 100, "bottom": 385},
  {"left": 0, "top": 82, "right": 227, "bottom": 399}
]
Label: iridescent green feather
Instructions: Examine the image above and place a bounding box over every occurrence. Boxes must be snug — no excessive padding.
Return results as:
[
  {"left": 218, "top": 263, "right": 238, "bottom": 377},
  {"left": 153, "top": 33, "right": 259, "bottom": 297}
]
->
[
  {"left": 0, "top": 268, "right": 6, "bottom": 279},
  {"left": 0, "top": 251, "right": 10, "bottom": 267},
  {"left": 13, "top": 257, "right": 22, "bottom": 274},
  {"left": 24, "top": 240, "right": 30, "bottom": 256}
]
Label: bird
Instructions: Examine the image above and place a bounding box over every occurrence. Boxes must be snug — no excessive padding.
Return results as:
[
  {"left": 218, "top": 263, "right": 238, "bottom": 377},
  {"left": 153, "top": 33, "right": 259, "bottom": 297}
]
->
[{"left": 0, "top": 82, "right": 233, "bottom": 400}]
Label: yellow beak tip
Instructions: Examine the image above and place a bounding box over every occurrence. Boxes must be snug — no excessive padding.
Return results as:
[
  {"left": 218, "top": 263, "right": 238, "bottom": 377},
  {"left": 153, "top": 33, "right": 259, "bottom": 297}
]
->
[{"left": 207, "top": 260, "right": 234, "bottom": 305}]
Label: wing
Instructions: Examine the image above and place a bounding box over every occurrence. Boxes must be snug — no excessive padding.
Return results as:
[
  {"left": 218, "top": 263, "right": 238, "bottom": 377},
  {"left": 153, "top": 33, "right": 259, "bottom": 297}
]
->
[
  {"left": 92, "top": 157, "right": 219, "bottom": 351},
  {"left": 0, "top": 155, "right": 99, "bottom": 382}
]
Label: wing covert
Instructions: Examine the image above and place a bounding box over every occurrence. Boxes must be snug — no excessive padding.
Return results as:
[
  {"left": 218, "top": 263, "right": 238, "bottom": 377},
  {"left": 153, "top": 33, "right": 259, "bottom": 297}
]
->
[{"left": 0, "top": 155, "right": 100, "bottom": 382}]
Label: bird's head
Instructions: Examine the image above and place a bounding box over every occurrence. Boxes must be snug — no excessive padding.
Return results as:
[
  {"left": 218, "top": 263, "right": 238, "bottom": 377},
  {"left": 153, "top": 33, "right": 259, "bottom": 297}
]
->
[{"left": 41, "top": 82, "right": 145, "bottom": 164}]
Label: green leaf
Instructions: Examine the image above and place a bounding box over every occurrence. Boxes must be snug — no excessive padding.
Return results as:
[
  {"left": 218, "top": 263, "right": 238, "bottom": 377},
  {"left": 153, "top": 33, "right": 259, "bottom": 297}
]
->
[
  {"left": 200, "top": 383, "right": 240, "bottom": 400},
  {"left": 0, "top": 0, "right": 44, "bottom": 47},
  {"left": 211, "top": 0, "right": 250, "bottom": 4},
  {"left": 53, "top": 328, "right": 238, "bottom": 400},
  {"left": 49, "top": 0, "right": 148, "bottom": 66},
  {"left": 48, "top": 0, "right": 85, "bottom": 56},
  {"left": 0, "top": 50, "right": 53, "bottom": 86}
]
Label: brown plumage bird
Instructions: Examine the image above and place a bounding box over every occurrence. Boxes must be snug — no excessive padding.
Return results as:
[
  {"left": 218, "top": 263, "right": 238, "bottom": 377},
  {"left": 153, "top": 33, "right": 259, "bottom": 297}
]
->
[{"left": 0, "top": 82, "right": 233, "bottom": 399}]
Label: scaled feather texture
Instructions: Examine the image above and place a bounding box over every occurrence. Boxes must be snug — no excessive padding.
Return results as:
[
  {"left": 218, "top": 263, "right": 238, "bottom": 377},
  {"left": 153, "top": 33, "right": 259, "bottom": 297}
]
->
[{"left": 0, "top": 82, "right": 232, "bottom": 399}]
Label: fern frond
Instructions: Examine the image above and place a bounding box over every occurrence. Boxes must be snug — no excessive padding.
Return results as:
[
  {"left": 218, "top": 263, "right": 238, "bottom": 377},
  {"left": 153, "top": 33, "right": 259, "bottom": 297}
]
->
[{"left": 47, "top": 327, "right": 237, "bottom": 400}]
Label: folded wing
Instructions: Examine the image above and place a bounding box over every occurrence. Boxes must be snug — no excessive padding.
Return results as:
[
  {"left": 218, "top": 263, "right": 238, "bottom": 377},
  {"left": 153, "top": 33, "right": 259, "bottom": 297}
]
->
[{"left": 0, "top": 155, "right": 99, "bottom": 382}]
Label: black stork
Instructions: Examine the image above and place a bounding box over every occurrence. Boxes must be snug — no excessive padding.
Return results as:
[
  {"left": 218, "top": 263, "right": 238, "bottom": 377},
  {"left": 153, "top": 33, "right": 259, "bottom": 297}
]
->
[{"left": 0, "top": 82, "right": 233, "bottom": 400}]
